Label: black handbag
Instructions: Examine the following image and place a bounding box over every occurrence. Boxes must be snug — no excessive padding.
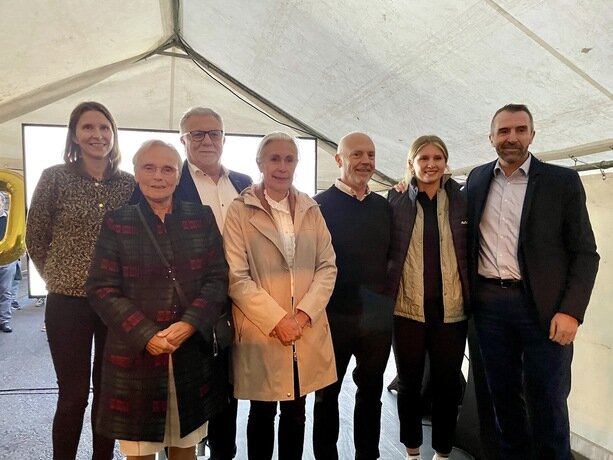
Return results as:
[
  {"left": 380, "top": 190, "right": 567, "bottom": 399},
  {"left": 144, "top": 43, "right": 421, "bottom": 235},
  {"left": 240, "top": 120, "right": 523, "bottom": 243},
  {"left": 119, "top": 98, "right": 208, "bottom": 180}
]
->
[
  {"left": 212, "top": 310, "right": 234, "bottom": 356},
  {"left": 136, "top": 206, "right": 233, "bottom": 357}
]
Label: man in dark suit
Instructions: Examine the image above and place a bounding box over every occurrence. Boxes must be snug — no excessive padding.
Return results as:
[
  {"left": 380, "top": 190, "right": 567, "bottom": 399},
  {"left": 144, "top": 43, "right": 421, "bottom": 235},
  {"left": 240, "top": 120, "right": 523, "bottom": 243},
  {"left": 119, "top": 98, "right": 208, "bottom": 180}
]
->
[
  {"left": 131, "top": 107, "right": 251, "bottom": 460},
  {"left": 465, "top": 104, "right": 599, "bottom": 459}
]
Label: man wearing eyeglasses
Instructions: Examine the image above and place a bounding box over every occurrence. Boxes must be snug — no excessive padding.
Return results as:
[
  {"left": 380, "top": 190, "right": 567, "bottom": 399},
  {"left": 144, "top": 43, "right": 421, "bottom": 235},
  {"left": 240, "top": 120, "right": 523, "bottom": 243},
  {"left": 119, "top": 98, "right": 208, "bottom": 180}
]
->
[
  {"left": 130, "top": 107, "right": 251, "bottom": 460},
  {"left": 179, "top": 107, "right": 251, "bottom": 460},
  {"left": 176, "top": 107, "right": 252, "bottom": 231}
]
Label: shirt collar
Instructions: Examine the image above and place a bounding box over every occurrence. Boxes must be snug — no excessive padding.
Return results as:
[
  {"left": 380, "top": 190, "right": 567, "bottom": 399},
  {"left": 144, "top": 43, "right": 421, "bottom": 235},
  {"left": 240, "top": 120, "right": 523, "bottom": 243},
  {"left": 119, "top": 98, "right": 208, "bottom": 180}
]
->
[
  {"left": 334, "top": 178, "right": 371, "bottom": 200},
  {"left": 187, "top": 161, "right": 228, "bottom": 178},
  {"left": 264, "top": 189, "right": 290, "bottom": 214},
  {"left": 494, "top": 152, "right": 532, "bottom": 177}
]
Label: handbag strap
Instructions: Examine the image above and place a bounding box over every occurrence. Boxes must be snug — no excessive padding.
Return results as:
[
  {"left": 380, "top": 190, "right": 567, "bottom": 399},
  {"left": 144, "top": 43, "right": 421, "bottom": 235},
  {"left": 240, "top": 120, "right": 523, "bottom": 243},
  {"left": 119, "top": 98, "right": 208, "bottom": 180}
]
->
[
  {"left": 136, "top": 206, "right": 190, "bottom": 309},
  {"left": 136, "top": 205, "right": 226, "bottom": 356}
]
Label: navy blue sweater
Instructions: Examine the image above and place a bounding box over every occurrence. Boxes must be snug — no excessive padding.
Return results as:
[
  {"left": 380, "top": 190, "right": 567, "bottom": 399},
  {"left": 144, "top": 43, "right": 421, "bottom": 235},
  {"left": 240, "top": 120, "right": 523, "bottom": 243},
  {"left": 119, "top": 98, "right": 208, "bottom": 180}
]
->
[{"left": 314, "top": 186, "right": 393, "bottom": 316}]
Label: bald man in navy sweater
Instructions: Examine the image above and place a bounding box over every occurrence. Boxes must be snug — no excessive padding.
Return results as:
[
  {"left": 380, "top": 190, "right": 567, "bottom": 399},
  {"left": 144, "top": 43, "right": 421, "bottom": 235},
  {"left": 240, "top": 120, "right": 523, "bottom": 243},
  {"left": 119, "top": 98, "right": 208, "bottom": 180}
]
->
[{"left": 313, "top": 132, "right": 394, "bottom": 460}]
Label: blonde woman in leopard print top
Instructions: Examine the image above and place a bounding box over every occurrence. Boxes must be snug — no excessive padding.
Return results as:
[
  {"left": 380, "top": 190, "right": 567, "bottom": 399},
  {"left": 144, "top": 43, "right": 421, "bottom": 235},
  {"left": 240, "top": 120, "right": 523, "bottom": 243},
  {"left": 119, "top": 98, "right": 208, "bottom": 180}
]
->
[{"left": 26, "top": 101, "right": 135, "bottom": 460}]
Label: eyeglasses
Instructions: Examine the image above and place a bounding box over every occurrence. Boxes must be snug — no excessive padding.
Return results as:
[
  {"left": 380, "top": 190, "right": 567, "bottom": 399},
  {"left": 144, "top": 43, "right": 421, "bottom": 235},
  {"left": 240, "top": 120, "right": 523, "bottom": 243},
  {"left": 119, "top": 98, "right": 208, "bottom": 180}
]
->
[
  {"left": 181, "top": 130, "right": 224, "bottom": 142},
  {"left": 139, "top": 165, "right": 178, "bottom": 177}
]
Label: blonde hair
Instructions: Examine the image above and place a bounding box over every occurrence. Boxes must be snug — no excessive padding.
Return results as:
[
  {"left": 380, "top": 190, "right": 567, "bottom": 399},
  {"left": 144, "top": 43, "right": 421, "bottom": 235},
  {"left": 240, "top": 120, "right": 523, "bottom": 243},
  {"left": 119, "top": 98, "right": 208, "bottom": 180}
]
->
[{"left": 404, "top": 135, "right": 449, "bottom": 184}]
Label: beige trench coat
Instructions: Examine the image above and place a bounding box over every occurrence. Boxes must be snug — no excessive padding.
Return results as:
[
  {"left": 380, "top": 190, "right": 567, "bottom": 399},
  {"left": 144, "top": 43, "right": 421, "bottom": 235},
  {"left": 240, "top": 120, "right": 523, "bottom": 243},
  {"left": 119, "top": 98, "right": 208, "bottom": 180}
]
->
[{"left": 223, "top": 185, "right": 337, "bottom": 401}]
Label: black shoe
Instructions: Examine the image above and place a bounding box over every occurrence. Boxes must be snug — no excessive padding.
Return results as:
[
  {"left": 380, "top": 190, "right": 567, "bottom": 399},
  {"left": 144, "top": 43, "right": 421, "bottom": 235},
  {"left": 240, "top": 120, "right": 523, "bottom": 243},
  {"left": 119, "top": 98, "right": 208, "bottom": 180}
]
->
[
  {"left": 11, "top": 302, "right": 22, "bottom": 310},
  {"left": 0, "top": 323, "right": 12, "bottom": 333}
]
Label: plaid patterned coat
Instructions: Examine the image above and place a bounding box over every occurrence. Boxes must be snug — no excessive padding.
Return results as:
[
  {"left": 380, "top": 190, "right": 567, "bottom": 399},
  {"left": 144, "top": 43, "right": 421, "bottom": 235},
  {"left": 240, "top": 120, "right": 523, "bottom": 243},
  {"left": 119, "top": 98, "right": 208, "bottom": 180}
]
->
[{"left": 86, "top": 199, "right": 229, "bottom": 441}]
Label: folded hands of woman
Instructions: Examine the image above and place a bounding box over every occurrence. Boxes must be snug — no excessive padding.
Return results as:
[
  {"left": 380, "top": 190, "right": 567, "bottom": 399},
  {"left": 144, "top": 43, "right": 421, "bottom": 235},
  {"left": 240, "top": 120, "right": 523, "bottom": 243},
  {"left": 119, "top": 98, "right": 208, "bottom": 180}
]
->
[
  {"left": 270, "top": 311, "right": 311, "bottom": 346},
  {"left": 146, "top": 321, "right": 196, "bottom": 355}
]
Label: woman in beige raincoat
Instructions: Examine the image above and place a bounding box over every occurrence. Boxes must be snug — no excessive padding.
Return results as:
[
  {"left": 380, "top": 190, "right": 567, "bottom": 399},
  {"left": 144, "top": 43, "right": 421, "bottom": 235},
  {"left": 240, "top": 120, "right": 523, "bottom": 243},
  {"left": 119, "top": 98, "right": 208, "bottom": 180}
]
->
[{"left": 223, "top": 131, "right": 337, "bottom": 460}]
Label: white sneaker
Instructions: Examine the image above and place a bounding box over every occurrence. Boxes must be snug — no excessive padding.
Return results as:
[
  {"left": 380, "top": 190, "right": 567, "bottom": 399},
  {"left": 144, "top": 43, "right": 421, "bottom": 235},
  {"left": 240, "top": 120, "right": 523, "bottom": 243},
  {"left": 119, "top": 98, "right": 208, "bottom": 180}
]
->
[
  {"left": 432, "top": 453, "right": 449, "bottom": 460},
  {"left": 406, "top": 452, "right": 421, "bottom": 460}
]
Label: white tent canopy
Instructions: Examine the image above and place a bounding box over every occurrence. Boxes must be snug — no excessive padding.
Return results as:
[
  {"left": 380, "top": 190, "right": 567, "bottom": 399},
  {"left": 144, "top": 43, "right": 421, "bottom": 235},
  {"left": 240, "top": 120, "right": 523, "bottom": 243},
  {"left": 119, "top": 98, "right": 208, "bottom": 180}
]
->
[
  {"left": 1, "top": 1, "right": 612, "bottom": 456},
  {"left": 1, "top": 0, "right": 612, "bottom": 185}
]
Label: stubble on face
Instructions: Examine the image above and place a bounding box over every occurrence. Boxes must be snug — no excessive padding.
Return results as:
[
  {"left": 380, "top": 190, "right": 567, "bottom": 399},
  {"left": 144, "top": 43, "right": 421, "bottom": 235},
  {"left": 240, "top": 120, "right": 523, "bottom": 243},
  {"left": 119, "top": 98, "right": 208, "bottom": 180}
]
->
[{"left": 489, "top": 111, "right": 535, "bottom": 173}]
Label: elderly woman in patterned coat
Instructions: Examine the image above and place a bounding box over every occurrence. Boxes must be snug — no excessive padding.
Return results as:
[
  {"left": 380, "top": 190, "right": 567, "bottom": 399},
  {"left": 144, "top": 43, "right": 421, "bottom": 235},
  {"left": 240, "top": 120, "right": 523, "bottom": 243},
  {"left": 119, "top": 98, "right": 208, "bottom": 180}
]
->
[{"left": 86, "top": 140, "right": 229, "bottom": 460}]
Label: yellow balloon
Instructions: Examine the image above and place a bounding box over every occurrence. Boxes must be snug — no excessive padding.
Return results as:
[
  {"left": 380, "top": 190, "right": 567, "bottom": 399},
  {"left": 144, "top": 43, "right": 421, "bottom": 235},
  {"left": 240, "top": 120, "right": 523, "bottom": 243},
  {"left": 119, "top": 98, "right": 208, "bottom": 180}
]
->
[{"left": 0, "top": 169, "right": 26, "bottom": 265}]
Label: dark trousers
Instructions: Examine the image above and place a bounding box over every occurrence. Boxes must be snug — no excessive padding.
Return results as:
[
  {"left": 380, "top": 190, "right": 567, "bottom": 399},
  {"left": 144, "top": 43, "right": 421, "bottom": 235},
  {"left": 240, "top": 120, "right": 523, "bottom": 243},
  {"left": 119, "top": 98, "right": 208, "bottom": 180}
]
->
[
  {"left": 393, "top": 314, "right": 467, "bottom": 454},
  {"left": 313, "top": 315, "right": 392, "bottom": 460},
  {"left": 207, "top": 347, "right": 238, "bottom": 460},
  {"left": 247, "top": 362, "right": 305, "bottom": 460},
  {"left": 45, "top": 293, "right": 115, "bottom": 460},
  {"left": 474, "top": 281, "right": 573, "bottom": 460}
]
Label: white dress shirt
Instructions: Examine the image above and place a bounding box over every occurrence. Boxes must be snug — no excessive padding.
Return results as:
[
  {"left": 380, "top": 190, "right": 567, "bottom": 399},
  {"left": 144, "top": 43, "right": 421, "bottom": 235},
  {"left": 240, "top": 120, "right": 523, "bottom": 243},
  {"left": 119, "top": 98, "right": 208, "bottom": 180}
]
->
[
  {"left": 187, "top": 162, "right": 240, "bottom": 231},
  {"left": 478, "top": 154, "right": 531, "bottom": 280}
]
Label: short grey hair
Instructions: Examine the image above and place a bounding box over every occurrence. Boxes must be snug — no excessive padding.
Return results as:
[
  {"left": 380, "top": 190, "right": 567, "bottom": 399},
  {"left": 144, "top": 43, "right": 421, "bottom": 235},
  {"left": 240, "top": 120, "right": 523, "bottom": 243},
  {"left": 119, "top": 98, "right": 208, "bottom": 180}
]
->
[
  {"left": 255, "top": 131, "right": 300, "bottom": 165},
  {"left": 132, "top": 140, "right": 183, "bottom": 175},
  {"left": 179, "top": 107, "right": 224, "bottom": 133}
]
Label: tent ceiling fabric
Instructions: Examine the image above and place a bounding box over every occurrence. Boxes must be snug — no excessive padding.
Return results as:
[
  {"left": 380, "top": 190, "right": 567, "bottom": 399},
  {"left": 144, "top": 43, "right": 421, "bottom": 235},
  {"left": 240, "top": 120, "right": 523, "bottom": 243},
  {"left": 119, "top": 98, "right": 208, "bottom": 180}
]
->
[
  {"left": 0, "top": 1, "right": 173, "bottom": 118},
  {"left": 181, "top": 0, "right": 612, "bottom": 178},
  {"left": 0, "top": 0, "right": 611, "bottom": 185}
]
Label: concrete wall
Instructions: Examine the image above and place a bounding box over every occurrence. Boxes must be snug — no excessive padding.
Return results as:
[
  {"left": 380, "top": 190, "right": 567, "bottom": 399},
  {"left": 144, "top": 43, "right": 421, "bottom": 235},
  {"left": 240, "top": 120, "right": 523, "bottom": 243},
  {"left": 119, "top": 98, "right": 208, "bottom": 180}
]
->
[{"left": 570, "top": 174, "right": 613, "bottom": 459}]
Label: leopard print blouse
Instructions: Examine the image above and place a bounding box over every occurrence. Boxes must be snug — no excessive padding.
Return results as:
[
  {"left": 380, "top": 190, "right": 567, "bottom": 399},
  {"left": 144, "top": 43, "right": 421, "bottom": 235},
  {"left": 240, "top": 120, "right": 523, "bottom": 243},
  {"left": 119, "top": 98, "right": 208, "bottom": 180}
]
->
[{"left": 26, "top": 164, "right": 135, "bottom": 297}]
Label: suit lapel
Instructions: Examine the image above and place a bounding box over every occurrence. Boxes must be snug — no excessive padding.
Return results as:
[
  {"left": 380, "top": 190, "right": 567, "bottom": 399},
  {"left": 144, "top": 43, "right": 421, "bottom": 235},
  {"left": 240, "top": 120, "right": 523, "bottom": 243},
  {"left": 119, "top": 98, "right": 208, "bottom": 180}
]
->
[
  {"left": 249, "top": 211, "right": 286, "bottom": 258},
  {"left": 473, "top": 161, "right": 496, "bottom": 224},
  {"left": 519, "top": 156, "right": 542, "bottom": 242},
  {"left": 176, "top": 161, "right": 200, "bottom": 202},
  {"left": 243, "top": 193, "right": 287, "bottom": 260}
]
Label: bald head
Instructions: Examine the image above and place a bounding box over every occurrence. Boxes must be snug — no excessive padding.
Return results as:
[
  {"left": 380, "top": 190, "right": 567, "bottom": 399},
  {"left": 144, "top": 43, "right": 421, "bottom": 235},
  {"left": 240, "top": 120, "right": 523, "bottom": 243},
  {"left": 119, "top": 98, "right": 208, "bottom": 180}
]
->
[
  {"left": 335, "top": 132, "right": 375, "bottom": 198},
  {"left": 338, "top": 132, "right": 374, "bottom": 155}
]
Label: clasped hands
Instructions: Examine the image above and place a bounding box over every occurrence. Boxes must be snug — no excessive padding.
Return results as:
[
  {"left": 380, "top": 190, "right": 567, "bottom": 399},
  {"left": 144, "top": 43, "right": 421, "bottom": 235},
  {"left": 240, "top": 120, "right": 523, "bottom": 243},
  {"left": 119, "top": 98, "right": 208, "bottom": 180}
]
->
[
  {"left": 270, "top": 311, "right": 310, "bottom": 346},
  {"left": 146, "top": 320, "right": 196, "bottom": 356}
]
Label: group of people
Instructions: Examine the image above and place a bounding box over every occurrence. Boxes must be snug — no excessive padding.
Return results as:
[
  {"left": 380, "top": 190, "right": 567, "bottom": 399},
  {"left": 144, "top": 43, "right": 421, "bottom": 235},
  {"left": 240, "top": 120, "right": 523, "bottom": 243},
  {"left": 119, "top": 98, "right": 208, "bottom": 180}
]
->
[{"left": 22, "top": 100, "right": 598, "bottom": 460}]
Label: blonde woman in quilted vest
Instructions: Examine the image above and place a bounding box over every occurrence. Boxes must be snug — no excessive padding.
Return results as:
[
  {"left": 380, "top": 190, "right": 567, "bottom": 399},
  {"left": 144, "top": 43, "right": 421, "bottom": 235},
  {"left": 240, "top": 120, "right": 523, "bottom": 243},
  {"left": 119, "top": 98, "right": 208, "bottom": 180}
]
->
[{"left": 387, "top": 135, "right": 469, "bottom": 460}]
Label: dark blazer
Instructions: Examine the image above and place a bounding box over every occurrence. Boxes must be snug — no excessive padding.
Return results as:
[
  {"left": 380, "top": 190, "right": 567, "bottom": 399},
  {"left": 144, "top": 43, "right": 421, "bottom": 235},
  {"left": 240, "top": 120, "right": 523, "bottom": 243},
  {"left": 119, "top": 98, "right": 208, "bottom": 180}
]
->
[
  {"left": 86, "top": 199, "right": 230, "bottom": 441},
  {"left": 129, "top": 160, "right": 253, "bottom": 205},
  {"left": 387, "top": 177, "right": 469, "bottom": 310},
  {"left": 465, "top": 155, "right": 599, "bottom": 331}
]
